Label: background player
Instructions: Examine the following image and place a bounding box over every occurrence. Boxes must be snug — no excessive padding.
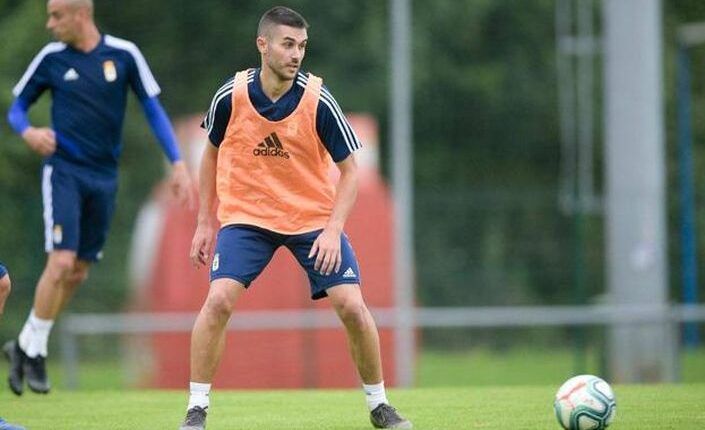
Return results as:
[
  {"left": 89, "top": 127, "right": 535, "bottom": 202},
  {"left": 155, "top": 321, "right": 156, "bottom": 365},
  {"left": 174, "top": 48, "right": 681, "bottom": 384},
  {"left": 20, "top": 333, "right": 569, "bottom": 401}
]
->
[
  {"left": 4, "top": 0, "right": 192, "bottom": 396},
  {"left": 0, "top": 264, "right": 11, "bottom": 317},
  {"left": 0, "top": 264, "right": 27, "bottom": 429}
]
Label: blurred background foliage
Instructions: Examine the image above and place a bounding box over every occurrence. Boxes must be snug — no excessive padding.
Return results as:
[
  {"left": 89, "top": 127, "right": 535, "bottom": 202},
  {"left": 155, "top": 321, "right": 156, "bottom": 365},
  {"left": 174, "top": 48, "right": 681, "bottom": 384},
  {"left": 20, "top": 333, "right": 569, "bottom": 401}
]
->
[{"left": 1, "top": 0, "right": 705, "bottom": 347}]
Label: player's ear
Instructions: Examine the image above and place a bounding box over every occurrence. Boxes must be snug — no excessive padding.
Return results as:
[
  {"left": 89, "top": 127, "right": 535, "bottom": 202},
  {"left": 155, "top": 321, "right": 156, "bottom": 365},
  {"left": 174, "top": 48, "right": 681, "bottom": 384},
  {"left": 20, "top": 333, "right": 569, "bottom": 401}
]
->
[
  {"left": 256, "top": 36, "right": 268, "bottom": 55},
  {"left": 74, "top": 5, "right": 89, "bottom": 21}
]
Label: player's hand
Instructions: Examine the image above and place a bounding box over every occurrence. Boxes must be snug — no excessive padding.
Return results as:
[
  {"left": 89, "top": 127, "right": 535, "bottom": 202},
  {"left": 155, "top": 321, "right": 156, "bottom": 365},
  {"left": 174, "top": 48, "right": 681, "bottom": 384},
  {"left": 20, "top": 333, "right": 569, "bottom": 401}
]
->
[
  {"left": 170, "top": 161, "right": 195, "bottom": 210},
  {"left": 22, "top": 127, "right": 56, "bottom": 156},
  {"left": 190, "top": 220, "right": 215, "bottom": 268},
  {"left": 308, "top": 226, "right": 342, "bottom": 276}
]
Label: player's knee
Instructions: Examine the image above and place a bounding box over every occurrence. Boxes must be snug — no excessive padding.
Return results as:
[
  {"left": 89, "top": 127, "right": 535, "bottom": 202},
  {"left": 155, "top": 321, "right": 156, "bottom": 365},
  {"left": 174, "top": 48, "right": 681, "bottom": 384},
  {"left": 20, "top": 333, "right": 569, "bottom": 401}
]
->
[
  {"left": 0, "top": 275, "right": 9, "bottom": 315},
  {"left": 47, "top": 254, "right": 77, "bottom": 280},
  {"left": 334, "top": 298, "right": 369, "bottom": 330},
  {"left": 67, "top": 266, "right": 89, "bottom": 286},
  {"left": 0, "top": 275, "right": 11, "bottom": 301},
  {"left": 204, "top": 289, "right": 234, "bottom": 319}
]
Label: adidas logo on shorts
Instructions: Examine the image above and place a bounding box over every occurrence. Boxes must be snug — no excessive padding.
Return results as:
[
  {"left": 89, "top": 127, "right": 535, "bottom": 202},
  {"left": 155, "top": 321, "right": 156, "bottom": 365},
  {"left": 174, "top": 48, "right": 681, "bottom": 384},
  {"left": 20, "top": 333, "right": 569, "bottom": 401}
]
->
[{"left": 342, "top": 267, "right": 356, "bottom": 278}]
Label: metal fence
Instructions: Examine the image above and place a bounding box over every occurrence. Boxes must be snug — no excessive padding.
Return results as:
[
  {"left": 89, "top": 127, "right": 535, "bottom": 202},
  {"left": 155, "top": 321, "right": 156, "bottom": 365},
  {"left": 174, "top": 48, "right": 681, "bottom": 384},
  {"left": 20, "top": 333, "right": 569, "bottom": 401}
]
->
[{"left": 59, "top": 304, "right": 705, "bottom": 389}]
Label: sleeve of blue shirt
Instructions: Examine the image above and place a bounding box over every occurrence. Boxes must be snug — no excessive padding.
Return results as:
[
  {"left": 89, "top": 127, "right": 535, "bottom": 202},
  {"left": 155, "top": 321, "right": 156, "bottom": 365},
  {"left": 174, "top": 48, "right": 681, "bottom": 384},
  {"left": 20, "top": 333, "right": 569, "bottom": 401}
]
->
[
  {"left": 12, "top": 50, "right": 51, "bottom": 102},
  {"left": 141, "top": 97, "right": 181, "bottom": 163},
  {"left": 7, "top": 98, "right": 31, "bottom": 135},
  {"left": 7, "top": 49, "right": 52, "bottom": 135},
  {"left": 316, "top": 84, "right": 362, "bottom": 162},
  {"left": 125, "top": 42, "right": 161, "bottom": 100},
  {"left": 201, "top": 77, "right": 235, "bottom": 148},
  {"left": 124, "top": 43, "right": 180, "bottom": 163}
]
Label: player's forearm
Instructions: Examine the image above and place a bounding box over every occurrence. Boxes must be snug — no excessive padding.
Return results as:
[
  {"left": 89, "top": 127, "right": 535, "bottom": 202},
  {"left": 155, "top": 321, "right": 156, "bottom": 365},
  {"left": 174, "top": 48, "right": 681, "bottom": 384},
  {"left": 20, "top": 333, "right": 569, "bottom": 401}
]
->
[
  {"left": 326, "top": 163, "right": 358, "bottom": 233},
  {"left": 197, "top": 145, "right": 218, "bottom": 224},
  {"left": 7, "top": 98, "right": 31, "bottom": 135},
  {"left": 141, "top": 97, "right": 181, "bottom": 163}
]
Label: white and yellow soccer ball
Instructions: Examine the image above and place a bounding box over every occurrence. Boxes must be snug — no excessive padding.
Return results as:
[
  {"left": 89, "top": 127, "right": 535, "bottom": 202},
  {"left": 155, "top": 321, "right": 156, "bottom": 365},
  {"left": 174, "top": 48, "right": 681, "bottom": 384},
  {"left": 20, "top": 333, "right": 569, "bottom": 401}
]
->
[{"left": 554, "top": 374, "right": 616, "bottom": 430}]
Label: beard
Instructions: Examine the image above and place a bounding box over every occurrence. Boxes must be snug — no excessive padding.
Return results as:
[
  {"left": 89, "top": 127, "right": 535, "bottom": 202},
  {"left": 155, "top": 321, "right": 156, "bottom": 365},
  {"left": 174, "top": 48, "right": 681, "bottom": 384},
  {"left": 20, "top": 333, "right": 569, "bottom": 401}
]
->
[{"left": 266, "top": 59, "right": 299, "bottom": 81}]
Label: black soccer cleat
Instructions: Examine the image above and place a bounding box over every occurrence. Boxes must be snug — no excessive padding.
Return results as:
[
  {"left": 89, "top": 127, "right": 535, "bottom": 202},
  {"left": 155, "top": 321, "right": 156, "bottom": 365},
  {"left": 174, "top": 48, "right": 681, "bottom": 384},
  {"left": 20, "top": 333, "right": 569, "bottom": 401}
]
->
[
  {"left": 3, "top": 340, "right": 25, "bottom": 396},
  {"left": 370, "top": 403, "right": 413, "bottom": 429},
  {"left": 179, "top": 406, "right": 207, "bottom": 430},
  {"left": 24, "top": 353, "right": 50, "bottom": 394}
]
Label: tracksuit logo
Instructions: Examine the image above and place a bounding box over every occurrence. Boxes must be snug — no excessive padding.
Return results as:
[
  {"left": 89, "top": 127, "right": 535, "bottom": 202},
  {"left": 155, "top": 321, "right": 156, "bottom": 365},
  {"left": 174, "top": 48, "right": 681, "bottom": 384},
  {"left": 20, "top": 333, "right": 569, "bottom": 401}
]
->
[
  {"left": 63, "top": 68, "right": 79, "bottom": 81},
  {"left": 253, "top": 132, "right": 290, "bottom": 159}
]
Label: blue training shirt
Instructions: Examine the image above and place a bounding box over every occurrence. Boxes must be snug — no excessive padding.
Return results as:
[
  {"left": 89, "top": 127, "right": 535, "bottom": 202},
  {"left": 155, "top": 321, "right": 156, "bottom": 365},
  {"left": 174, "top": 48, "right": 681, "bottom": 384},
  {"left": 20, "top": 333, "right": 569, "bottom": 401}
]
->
[
  {"left": 202, "top": 69, "right": 361, "bottom": 162},
  {"left": 12, "top": 35, "right": 161, "bottom": 175}
]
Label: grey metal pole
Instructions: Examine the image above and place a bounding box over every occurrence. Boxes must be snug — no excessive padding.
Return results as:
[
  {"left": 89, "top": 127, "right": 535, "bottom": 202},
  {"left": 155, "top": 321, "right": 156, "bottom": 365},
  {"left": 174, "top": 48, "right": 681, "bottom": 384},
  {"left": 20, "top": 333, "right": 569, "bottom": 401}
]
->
[
  {"left": 58, "top": 320, "right": 80, "bottom": 390},
  {"left": 556, "top": 0, "right": 578, "bottom": 214},
  {"left": 603, "top": 0, "right": 675, "bottom": 382},
  {"left": 390, "top": 0, "right": 415, "bottom": 388},
  {"left": 577, "top": 0, "right": 595, "bottom": 210}
]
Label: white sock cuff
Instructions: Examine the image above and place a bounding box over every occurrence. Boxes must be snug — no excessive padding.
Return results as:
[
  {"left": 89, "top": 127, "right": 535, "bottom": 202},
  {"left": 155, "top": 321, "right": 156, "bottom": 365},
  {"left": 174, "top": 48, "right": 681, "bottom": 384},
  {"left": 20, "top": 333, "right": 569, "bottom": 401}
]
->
[
  {"left": 30, "top": 310, "right": 55, "bottom": 330},
  {"left": 363, "top": 381, "right": 385, "bottom": 394},
  {"left": 189, "top": 382, "right": 211, "bottom": 394},
  {"left": 188, "top": 382, "right": 211, "bottom": 411},
  {"left": 363, "top": 380, "right": 388, "bottom": 411}
]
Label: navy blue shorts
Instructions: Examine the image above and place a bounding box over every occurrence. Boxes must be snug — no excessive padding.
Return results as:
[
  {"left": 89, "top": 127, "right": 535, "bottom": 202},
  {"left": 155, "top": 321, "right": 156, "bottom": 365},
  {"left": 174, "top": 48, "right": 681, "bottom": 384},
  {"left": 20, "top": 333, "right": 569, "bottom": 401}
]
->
[
  {"left": 0, "top": 263, "right": 6, "bottom": 279},
  {"left": 41, "top": 162, "right": 118, "bottom": 262},
  {"left": 211, "top": 224, "right": 362, "bottom": 300}
]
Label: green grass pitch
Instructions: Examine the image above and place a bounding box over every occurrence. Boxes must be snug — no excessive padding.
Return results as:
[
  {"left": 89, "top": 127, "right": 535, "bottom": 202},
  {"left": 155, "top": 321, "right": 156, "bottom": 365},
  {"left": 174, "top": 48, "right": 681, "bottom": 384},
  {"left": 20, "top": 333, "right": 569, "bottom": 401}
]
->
[
  {"left": 1, "top": 385, "right": 704, "bottom": 429},
  {"left": 0, "top": 347, "right": 702, "bottom": 428}
]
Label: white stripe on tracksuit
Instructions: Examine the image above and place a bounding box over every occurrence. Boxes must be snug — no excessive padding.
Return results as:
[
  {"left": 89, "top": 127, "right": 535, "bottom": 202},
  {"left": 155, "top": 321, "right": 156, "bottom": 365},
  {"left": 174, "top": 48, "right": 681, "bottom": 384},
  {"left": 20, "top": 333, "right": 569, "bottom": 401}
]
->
[{"left": 42, "top": 165, "right": 55, "bottom": 252}]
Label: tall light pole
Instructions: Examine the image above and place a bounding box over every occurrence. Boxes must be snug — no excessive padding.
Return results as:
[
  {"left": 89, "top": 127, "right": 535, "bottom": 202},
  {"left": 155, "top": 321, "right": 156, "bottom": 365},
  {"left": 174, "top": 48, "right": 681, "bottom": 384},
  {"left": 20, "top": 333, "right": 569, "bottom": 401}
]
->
[
  {"left": 603, "top": 0, "right": 676, "bottom": 382},
  {"left": 390, "top": 0, "right": 415, "bottom": 388}
]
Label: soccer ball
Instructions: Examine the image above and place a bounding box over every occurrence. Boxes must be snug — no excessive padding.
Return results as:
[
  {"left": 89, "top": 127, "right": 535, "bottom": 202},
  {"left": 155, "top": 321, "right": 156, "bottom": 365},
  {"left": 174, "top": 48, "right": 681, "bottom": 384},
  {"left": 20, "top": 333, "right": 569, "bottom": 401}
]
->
[{"left": 553, "top": 374, "right": 616, "bottom": 430}]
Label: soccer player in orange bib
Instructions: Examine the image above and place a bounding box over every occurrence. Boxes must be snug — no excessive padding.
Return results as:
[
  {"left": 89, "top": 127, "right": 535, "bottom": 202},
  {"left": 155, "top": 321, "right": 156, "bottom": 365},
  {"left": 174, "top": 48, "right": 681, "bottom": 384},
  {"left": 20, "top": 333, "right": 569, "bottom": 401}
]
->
[{"left": 179, "top": 6, "right": 411, "bottom": 430}]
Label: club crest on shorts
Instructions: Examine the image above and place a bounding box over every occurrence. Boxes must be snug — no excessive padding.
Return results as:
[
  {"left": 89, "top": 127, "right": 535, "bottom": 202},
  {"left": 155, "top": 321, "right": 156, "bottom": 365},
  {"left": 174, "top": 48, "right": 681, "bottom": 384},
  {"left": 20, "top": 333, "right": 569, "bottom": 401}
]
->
[
  {"left": 103, "top": 60, "right": 117, "bottom": 82},
  {"left": 212, "top": 253, "right": 220, "bottom": 272},
  {"left": 53, "top": 225, "right": 63, "bottom": 244}
]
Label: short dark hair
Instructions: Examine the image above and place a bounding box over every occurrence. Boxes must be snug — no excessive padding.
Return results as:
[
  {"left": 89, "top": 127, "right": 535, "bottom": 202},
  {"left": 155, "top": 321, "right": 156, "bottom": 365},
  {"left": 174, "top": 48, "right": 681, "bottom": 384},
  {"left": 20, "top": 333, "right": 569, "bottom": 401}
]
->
[{"left": 257, "top": 6, "right": 309, "bottom": 37}]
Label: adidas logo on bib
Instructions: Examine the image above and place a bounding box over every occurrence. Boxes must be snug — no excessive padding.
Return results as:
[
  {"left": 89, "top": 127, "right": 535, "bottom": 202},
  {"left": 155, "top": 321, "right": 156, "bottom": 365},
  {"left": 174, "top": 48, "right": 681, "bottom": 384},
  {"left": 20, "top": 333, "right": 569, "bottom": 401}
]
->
[
  {"left": 342, "top": 267, "right": 356, "bottom": 278},
  {"left": 253, "top": 132, "right": 290, "bottom": 159}
]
